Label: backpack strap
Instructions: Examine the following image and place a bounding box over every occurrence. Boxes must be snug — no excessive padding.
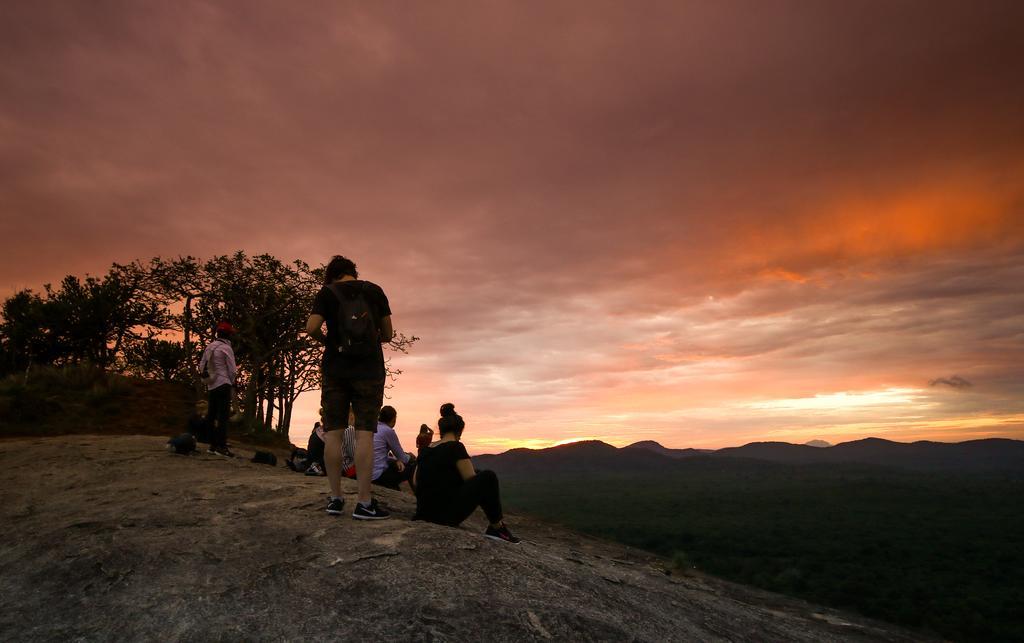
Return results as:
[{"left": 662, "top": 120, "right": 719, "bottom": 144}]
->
[{"left": 325, "top": 281, "right": 343, "bottom": 300}]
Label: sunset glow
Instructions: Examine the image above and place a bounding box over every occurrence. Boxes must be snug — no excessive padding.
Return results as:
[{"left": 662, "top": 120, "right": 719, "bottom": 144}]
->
[{"left": 1, "top": 1, "right": 1022, "bottom": 452}]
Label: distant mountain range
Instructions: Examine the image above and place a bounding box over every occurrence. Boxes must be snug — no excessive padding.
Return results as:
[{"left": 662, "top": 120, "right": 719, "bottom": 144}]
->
[{"left": 475, "top": 437, "right": 1024, "bottom": 474}]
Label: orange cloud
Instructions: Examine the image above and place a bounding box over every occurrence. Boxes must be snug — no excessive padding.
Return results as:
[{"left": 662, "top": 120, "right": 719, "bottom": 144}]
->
[{"left": 733, "top": 173, "right": 1024, "bottom": 277}]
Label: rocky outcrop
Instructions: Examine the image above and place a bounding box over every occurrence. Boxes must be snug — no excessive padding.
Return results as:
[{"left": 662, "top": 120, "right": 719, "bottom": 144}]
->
[{"left": 0, "top": 436, "right": 924, "bottom": 641}]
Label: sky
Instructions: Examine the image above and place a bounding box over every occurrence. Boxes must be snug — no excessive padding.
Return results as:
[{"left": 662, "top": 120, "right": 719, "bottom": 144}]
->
[{"left": 1, "top": 1, "right": 1023, "bottom": 452}]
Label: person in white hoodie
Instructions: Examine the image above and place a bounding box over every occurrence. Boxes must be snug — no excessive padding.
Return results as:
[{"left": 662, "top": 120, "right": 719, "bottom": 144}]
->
[{"left": 199, "top": 321, "right": 237, "bottom": 457}]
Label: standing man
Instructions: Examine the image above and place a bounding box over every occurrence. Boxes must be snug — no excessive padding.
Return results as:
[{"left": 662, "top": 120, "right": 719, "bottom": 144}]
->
[
  {"left": 306, "top": 255, "right": 394, "bottom": 520},
  {"left": 199, "top": 321, "right": 237, "bottom": 457}
]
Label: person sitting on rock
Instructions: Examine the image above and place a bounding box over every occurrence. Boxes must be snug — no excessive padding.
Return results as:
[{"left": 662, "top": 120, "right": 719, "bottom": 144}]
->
[
  {"left": 415, "top": 424, "right": 433, "bottom": 451},
  {"left": 303, "top": 420, "right": 327, "bottom": 476},
  {"left": 412, "top": 403, "right": 520, "bottom": 543},
  {"left": 187, "top": 400, "right": 210, "bottom": 444},
  {"left": 342, "top": 411, "right": 357, "bottom": 478},
  {"left": 371, "top": 405, "right": 415, "bottom": 491}
]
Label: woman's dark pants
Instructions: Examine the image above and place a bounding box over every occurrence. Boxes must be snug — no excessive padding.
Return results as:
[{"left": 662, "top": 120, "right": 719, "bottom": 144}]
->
[
  {"left": 205, "top": 384, "right": 232, "bottom": 449},
  {"left": 441, "top": 470, "right": 503, "bottom": 526}
]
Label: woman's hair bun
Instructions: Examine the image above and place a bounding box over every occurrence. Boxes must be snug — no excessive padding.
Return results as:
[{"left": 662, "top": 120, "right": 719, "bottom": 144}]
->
[{"left": 439, "top": 402, "right": 456, "bottom": 417}]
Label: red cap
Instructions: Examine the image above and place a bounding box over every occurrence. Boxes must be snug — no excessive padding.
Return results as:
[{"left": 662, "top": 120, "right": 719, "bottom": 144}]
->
[{"left": 216, "top": 321, "right": 235, "bottom": 334}]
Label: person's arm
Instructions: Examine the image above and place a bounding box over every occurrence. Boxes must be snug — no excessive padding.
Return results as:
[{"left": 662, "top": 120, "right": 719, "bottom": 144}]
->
[
  {"left": 305, "top": 314, "right": 326, "bottom": 344},
  {"left": 198, "top": 346, "right": 210, "bottom": 374},
  {"left": 372, "top": 285, "right": 394, "bottom": 344},
  {"left": 225, "top": 346, "right": 237, "bottom": 381},
  {"left": 384, "top": 426, "right": 410, "bottom": 465},
  {"left": 456, "top": 458, "right": 476, "bottom": 481},
  {"left": 379, "top": 315, "right": 394, "bottom": 344}
]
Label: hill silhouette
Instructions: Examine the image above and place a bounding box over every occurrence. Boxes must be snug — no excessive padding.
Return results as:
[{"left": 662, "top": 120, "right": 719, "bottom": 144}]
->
[
  {"left": 0, "top": 435, "right": 921, "bottom": 641},
  {"left": 721, "top": 437, "right": 1024, "bottom": 471},
  {"left": 623, "top": 440, "right": 710, "bottom": 458},
  {"left": 476, "top": 440, "right": 673, "bottom": 474},
  {"left": 477, "top": 437, "right": 1024, "bottom": 474}
]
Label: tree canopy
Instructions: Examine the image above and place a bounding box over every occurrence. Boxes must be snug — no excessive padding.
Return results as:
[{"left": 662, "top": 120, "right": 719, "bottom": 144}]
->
[{"left": 0, "top": 252, "right": 417, "bottom": 435}]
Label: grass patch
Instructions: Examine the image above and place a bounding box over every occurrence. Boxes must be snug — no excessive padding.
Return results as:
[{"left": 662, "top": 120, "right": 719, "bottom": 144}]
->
[
  {"left": 0, "top": 365, "right": 194, "bottom": 438},
  {"left": 0, "top": 365, "right": 294, "bottom": 452}
]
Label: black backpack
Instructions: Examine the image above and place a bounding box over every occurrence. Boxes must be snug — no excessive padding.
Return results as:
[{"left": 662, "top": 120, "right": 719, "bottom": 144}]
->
[
  {"left": 327, "top": 282, "right": 378, "bottom": 357},
  {"left": 167, "top": 433, "right": 197, "bottom": 455},
  {"left": 251, "top": 451, "right": 278, "bottom": 466},
  {"left": 286, "top": 447, "right": 310, "bottom": 472}
]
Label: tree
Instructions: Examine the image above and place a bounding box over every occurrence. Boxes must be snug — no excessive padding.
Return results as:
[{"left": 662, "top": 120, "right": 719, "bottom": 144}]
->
[
  {"left": 1, "top": 265, "right": 170, "bottom": 373},
  {"left": 0, "top": 251, "right": 418, "bottom": 435},
  {"left": 123, "top": 338, "right": 191, "bottom": 381},
  {"left": 0, "top": 290, "right": 49, "bottom": 376}
]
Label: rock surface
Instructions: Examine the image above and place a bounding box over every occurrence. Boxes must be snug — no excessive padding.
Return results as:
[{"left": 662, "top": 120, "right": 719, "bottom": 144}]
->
[{"left": 0, "top": 435, "right": 925, "bottom": 641}]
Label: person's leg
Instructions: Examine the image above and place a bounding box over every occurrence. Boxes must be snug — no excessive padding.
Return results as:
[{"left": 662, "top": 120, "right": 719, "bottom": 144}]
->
[
  {"left": 319, "top": 375, "right": 351, "bottom": 500},
  {"left": 368, "top": 458, "right": 399, "bottom": 489},
  {"left": 355, "top": 430, "right": 375, "bottom": 503},
  {"left": 324, "top": 429, "right": 344, "bottom": 498},
  {"left": 204, "top": 391, "right": 216, "bottom": 451},
  {"left": 350, "top": 378, "right": 385, "bottom": 507},
  {"left": 470, "top": 470, "right": 503, "bottom": 525},
  {"left": 205, "top": 385, "right": 230, "bottom": 450},
  {"left": 404, "top": 460, "right": 417, "bottom": 493},
  {"left": 442, "top": 470, "right": 503, "bottom": 527},
  {"left": 215, "top": 386, "right": 231, "bottom": 449}
]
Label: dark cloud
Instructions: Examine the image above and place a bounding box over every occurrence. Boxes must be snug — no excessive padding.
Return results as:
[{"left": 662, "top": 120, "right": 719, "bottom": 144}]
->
[
  {"left": 930, "top": 376, "right": 973, "bottom": 390},
  {"left": 1, "top": 1, "right": 1023, "bottom": 447}
]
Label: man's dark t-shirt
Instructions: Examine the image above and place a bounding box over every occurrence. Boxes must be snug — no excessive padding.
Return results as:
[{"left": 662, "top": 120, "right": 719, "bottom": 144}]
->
[
  {"left": 311, "top": 280, "right": 391, "bottom": 380},
  {"left": 414, "top": 440, "right": 470, "bottom": 521}
]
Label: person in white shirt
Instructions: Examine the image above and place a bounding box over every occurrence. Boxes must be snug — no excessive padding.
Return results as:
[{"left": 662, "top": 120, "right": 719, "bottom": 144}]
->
[
  {"left": 199, "top": 321, "right": 237, "bottom": 456},
  {"left": 372, "top": 405, "right": 415, "bottom": 491}
]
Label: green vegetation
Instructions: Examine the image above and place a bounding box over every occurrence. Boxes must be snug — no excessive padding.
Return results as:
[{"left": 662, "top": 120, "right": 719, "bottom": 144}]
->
[
  {"left": 499, "top": 463, "right": 1024, "bottom": 642},
  {"left": 0, "top": 364, "right": 190, "bottom": 437},
  {"left": 0, "top": 365, "right": 290, "bottom": 448}
]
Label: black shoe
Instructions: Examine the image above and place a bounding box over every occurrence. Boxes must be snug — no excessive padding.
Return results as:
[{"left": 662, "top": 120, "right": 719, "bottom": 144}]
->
[
  {"left": 326, "top": 496, "right": 345, "bottom": 515},
  {"left": 352, "top": 499, "right": 390, "bottom": 520},
  {"left": 484, "top": 525, "right": 521, "bottom": 544},
  {"left": 214, "top": 447, "right": 235, "bottom": 458}
]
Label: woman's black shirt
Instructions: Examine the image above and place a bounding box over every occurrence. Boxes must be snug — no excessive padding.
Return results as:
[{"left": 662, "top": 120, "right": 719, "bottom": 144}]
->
[{"left": 414, "top": 440, "right": 469, "bottom": 521}]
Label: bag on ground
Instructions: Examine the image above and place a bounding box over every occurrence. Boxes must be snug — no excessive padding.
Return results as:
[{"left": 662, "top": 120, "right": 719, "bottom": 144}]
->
[
  {"left": 167, "top": 433, "right": 197, "bottom": 455},
  {"left": 252, "top": 450, "right": 278, "bottom": 466},
  {"left": 286, "top": 447, "right": 310, "bottom": 472}
]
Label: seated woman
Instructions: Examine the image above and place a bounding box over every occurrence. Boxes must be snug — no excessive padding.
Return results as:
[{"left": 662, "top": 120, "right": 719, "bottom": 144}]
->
[
  {"left": 416, "top": 424, "right": 433, "bottom": 451},
  {"left": 413, "top": 403, "right": 519, "bottom": 543}
]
